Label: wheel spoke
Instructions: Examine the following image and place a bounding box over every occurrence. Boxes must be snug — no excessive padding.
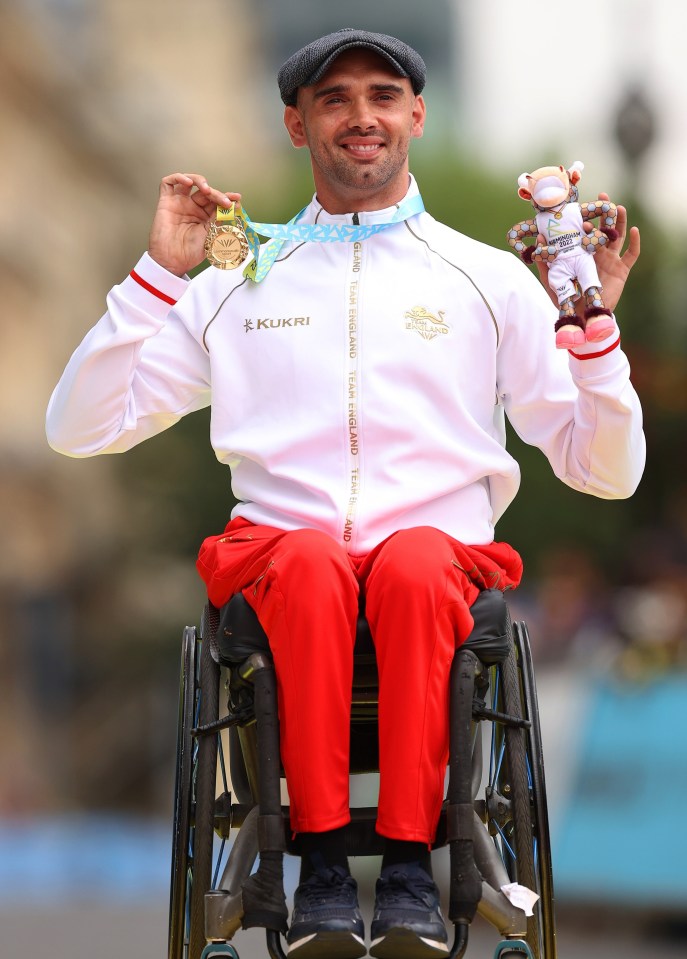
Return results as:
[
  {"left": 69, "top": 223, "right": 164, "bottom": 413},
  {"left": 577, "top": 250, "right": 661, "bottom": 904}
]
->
[
  {"left": 218, "top": 733, "right": 229, "bottom": 793},
  {"left": 212, "top": 837, "right": 227, "bottom": 889},
  {"left": 489, "top": 669, "right": 505, "bottom": 786},
  {"left": 492, "top": 820, "right": 516, "bottom": 861},
  {"left": 492, "top": 737, "right": 506, "bottom": 787}
]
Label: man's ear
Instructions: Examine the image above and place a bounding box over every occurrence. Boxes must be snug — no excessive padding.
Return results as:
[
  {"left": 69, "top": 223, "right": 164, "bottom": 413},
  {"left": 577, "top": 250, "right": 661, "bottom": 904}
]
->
[
  {"left": 284, "top": 105, "right": 307, "bottom": 148},
  {"left": 411, "top": 95, "right": 426, "bottom": 139}
]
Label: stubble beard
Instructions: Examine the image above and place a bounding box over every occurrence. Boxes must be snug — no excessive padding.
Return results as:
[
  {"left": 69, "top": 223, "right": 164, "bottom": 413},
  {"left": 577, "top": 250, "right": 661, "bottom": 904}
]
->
[{"left": 308, "top": 129, "right": 410, "bottom": 198}]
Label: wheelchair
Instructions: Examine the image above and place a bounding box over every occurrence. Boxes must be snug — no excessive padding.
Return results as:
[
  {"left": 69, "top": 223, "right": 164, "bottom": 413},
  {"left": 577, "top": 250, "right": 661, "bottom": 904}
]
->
[{"left": 168, "top": 588, "right": 557, "bottom": 959}]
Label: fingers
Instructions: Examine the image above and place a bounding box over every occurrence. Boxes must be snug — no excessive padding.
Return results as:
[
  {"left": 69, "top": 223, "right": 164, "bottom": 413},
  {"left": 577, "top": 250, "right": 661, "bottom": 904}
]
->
[
  {"left": 533, "top": 259, "right": 558, "bottom": 308},
  {"left": 159, "top": 173, "right": 241, "bottom": 209},
  {"left": 160, "top": 172, "right": 199, "bottom": 196},
  {"left": 612, "top": 203, "right": 627, "bottom": 247},
  {"left": 622, "top": 225, "right": 641, "bottom": 271},
  {"left": 593, "top": 191, "right": 624, "bottom": 248},
  {"left": 595, "top": 191, "right": 640, "bottom": 268},
  {"left": 533, "top": 234, "right": 549, "bottom": 283},
  {"left": 534, "top": 259, "right": 548, "bottom": 286}
]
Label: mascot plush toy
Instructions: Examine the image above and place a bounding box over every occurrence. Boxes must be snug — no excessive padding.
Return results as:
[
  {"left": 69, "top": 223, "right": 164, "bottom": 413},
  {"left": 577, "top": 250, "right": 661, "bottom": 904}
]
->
[{"left": 507, "top": 161, "right": 619, "bottom": 349}]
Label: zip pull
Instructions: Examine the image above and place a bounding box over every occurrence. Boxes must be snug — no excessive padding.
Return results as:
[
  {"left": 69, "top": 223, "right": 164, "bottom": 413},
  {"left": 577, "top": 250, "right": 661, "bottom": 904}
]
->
[{"left": 352, "top": 212, "right": 360, "bottom": 225}]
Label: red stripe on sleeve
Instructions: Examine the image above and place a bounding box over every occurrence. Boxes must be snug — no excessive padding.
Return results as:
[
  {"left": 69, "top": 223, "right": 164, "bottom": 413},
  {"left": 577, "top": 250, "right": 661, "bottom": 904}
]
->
[
  {"left": 569, "top": 336, "right": 621, "bottom": 360},
  {"left": 129, "top": 269, "right": 178, "bottom": 306}
]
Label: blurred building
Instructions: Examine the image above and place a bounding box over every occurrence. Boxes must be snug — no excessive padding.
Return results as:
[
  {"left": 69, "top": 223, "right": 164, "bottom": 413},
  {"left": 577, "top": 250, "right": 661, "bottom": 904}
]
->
[{"left": 0, "top": 0, "right": 269, "bottom": 814}]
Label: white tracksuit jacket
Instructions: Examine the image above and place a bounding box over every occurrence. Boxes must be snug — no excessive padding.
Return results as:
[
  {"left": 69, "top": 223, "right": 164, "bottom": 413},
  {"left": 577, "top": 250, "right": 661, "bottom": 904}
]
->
[{"left": 46, "top": 177, "right": 645, "bottom": 555}]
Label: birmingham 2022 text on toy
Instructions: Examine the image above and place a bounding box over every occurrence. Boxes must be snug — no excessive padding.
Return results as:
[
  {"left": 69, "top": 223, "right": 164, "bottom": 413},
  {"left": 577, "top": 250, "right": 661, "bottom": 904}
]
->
[{"left": 507, "top": 162, "right": 619, "bottom": 349}]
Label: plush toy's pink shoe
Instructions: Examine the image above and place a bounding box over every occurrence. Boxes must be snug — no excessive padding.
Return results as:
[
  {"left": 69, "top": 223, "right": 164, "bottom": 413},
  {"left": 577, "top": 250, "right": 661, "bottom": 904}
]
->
[
  {"left": 584, "top": 314, "right": 616, "bottom": 342},
  {"left": 555, "top": 327, "right": 586, "bottom": 349}
]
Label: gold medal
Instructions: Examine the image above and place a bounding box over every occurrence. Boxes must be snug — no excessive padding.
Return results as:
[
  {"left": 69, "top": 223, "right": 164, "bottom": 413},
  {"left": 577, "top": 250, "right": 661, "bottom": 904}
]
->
[{"left": 204, "top": 204, "right": 250, "bottom": 270}]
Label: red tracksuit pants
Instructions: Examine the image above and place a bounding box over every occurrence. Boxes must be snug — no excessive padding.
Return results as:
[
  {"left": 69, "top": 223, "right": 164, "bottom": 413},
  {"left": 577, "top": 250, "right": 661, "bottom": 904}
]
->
[{"left": 197, "top": 520, "right": 522, "bottom": 843}]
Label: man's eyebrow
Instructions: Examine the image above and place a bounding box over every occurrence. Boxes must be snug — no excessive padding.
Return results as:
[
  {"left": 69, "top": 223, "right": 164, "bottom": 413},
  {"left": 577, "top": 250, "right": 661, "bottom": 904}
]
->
[
  {"left": 369, "top": 82, "right": 405, "bottom": 95},
  {"left": 313, "top": 82, "right": 406, "bottom": 100},
  {"left": 313, "top": 84, "right": 348, "bottom": 100}
]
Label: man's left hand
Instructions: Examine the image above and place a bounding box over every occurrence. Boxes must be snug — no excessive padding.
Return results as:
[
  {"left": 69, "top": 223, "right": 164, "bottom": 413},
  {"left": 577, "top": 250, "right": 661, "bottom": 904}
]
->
[{"left": 535, "top": 193, "right": 640, "bottom": 315}]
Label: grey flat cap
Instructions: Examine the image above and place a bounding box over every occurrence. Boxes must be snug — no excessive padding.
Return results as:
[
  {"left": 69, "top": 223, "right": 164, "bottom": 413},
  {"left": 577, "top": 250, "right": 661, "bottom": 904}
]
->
[{"left": 278, "top": 27, "right": 426, "bottom": 105}]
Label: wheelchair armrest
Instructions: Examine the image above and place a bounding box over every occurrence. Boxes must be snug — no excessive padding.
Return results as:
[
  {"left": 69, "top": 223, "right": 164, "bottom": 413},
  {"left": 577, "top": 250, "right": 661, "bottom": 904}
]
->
[
  {"left": 461, "top": 588, "right": 511, "bottom": 664},
  {"left": 217, "top": 594, "right": 271, "bottom": 665},
  {"left": 218, "top": 591, "right": 377, "bottom": 661},
  {"left": 217, "top": 587, "right": 510, "bottom": 670}
]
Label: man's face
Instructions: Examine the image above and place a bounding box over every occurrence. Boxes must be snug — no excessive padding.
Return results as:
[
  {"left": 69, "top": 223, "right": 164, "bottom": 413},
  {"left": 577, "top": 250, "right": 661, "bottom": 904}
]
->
[{"left": 284, "top": 48, "right": 426, "bottom": 212}]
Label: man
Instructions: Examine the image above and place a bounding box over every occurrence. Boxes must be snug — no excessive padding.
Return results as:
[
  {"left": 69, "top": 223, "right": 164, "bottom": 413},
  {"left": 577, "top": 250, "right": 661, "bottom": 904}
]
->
[{"left": 47, "top": 27, "right": 645, "bottom": 959}]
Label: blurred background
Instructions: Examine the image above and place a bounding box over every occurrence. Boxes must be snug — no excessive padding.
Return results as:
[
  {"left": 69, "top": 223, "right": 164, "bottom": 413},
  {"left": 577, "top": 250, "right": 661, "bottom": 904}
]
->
[{"left": 2, "top": 0, "right": 686, "bottom": 955}]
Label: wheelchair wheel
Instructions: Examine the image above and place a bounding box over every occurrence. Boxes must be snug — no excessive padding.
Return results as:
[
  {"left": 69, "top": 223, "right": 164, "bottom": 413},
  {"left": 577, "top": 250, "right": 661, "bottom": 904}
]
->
[
  {"left": 168, "top": 624, "right": 221, "bottom": 959},
  {"left": 487, "top": 619, "right": 556, "bottom": 959},
  {"left": 512, "top": 621, "right": 556, "bottom": 959}
]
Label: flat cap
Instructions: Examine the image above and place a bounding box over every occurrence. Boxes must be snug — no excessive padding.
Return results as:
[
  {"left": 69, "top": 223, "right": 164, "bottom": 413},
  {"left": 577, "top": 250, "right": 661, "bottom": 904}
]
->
[{"left": 278, "top": 27, "right": 426, "bottom": 106}]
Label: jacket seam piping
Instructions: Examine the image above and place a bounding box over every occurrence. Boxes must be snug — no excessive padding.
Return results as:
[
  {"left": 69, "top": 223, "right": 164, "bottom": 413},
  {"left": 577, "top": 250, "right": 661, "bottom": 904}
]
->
[
  {"left": 402, "top": 221, "right": 500, "bottom": 348},
  {"left": 202, "top": 278, "right": 250, "bottom": 351}
]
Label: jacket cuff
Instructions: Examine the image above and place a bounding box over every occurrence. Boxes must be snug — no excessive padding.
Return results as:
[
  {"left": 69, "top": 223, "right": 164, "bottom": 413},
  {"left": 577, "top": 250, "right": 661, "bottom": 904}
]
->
[
  {"left": 567, "top": 326, "right": 624, "bottom": 377},
  {"left": 119, "top": 253, "right": 190, "bottom": 317}
]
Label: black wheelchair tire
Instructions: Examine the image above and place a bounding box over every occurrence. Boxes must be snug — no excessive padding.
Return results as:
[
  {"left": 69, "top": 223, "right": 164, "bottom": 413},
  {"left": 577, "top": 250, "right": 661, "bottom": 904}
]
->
[
  {"left": 493, "top": 618, "right": 557, "bottom": 959},
  {"left": 513, "top": 621, "right": 557, "bottom": 959},
  {"left": 189, "top": 633, "right": 221, "bottom": 958},
  {"left": 168, "top": 626, "right": 221, "bottom": 959},
  {"left": 169, "top": 626, "right": 197, "bottom": 959},
  {"left": 499, "top": 630, "right": 539, "bottom": 957}
]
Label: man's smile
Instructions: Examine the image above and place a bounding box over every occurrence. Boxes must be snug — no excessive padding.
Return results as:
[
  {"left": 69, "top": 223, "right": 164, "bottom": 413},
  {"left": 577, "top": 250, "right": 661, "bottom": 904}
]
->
[{"left": 340, "top": 139, "right": 385, "bottom": 159}]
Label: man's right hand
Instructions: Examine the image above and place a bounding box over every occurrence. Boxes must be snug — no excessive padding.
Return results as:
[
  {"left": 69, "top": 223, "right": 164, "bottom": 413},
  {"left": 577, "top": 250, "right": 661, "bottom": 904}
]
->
[{"left": 148, "top": 173, "right": 241, "bottom": 277}]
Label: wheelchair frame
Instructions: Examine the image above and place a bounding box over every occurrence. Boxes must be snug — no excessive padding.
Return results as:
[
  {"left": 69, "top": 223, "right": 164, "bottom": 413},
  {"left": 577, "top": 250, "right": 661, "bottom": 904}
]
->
[{"left": 168, "top": 596, "right": 556, "bottom": 959}]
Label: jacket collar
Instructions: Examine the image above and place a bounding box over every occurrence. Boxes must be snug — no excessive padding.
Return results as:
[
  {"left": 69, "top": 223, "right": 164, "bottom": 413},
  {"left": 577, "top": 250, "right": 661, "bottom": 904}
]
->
[{"left": 306, "top": 174, "right": 420, "bottom": 226}]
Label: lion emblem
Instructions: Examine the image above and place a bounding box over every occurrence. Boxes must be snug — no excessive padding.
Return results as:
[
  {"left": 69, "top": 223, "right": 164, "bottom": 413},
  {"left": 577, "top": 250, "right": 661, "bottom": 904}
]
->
[{"left": 404, "top": 306, "right": 449, "bottom": 341}]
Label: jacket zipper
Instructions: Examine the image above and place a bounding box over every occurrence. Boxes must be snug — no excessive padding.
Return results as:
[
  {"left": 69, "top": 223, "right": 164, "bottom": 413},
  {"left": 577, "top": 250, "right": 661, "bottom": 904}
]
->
[{"left": 343, "top": 226, "right": 363, "bottom": 552}]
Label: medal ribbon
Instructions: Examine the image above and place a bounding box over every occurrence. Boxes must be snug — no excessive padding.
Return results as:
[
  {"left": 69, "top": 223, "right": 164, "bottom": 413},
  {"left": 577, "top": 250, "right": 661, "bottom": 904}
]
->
[{"left": 215, "top": 195, "right": 425, "bottom": 283}]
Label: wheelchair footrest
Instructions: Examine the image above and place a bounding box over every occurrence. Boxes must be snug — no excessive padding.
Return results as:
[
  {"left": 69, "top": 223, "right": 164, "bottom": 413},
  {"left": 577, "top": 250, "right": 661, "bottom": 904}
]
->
[{"left": 493, "top": 939, "right": 535, "bottom": 959}]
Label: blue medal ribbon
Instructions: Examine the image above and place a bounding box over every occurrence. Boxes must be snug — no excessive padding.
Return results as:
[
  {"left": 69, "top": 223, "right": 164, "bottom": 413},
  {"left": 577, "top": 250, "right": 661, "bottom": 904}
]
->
[{"left": 239, "top": 193, "right": 425, "bottom": 283}]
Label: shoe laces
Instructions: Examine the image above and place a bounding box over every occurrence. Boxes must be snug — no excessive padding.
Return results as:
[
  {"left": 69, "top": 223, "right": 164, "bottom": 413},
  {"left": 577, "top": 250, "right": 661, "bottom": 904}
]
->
[
  {"left": 298, "top": 865, "right": 356, "bottom": 908},
  {"left": 379, "top": 864, "right": 438, "bottom": 910}
]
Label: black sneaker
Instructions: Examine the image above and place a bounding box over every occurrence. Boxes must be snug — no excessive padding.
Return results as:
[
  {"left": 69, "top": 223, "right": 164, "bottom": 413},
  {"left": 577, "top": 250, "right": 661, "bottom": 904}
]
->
[
  {"left": 369, "top": 863, "right": 449, "bottom": 959},
  {"left": 286, "top": 865, "right": 366, "bottom": 959}
]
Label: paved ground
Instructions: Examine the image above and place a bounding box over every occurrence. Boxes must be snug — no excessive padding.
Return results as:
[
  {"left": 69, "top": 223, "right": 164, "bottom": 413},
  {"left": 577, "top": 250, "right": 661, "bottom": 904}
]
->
[
  {"left": 1, "top": 900, "right": 685, "bottom": 959},
  {"left": 2, "top": 668, "right": 685, "bottom": 957}
]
